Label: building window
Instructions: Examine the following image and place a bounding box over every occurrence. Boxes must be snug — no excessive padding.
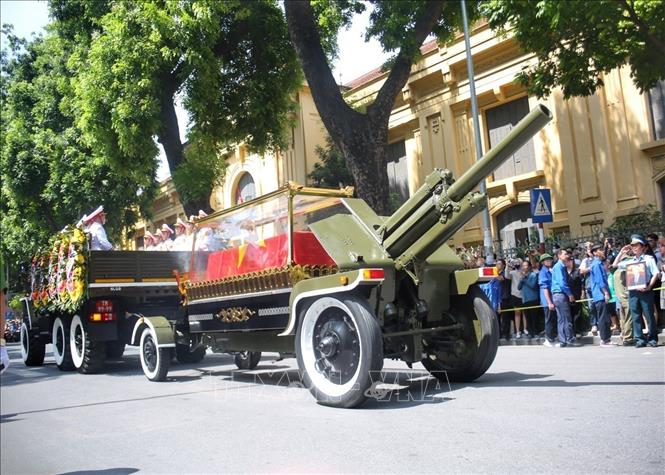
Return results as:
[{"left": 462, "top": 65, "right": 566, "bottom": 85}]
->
[
  {"left": 234, "top": 172, "right": 256, "bottom": 204},
  {"left": 485, "top": 96, "right": 537, "bottom": 180},
  {"left": 387, "top": 140, "right": 409, "bottom": 208},
  {"left": 648, "top": 79, "right": 665, "bottom": 141}
]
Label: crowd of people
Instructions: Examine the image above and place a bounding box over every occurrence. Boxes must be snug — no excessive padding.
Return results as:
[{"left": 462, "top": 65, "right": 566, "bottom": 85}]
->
[
  {"left": 3, "top": 315, "right": 21, "bottom": 343},
  {"left": 471, "top": 232, "right": 664, "bottom": 348}
]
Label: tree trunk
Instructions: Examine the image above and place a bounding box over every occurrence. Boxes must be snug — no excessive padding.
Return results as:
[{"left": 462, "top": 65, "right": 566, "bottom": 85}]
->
[
  {"left": 284, "top": 1, "right": 444, "bottom": 216},
  {"left": 157, "top": 78, "right": 212, "bottom": 218}
]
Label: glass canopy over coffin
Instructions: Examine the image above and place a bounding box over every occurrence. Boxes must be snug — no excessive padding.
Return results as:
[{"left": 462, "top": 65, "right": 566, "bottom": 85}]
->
[{"left": 184, "top": 185, "right": 353, "bottom": 297}]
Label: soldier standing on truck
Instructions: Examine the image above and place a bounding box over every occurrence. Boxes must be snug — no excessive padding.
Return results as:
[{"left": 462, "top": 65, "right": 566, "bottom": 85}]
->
[
  {"left": 172, "top": 218, "right": 189, "bottom": 251},
  {"left": 82, "top": 206, "right": 113, "bottom": 251}
]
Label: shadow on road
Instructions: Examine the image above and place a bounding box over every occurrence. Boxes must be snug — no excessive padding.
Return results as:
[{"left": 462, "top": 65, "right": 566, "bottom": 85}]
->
[{"left": 57, "top": 469, "right": 139, "bottom": 475}]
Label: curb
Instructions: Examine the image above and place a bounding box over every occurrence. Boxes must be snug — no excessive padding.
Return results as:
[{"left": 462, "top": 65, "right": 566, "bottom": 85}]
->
[{"left": 499, "top": 329, "right": 665, "bottom": 346}]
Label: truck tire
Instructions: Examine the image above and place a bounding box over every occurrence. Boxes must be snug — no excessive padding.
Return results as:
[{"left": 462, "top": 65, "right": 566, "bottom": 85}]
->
[
  {"left": 296, "top": 294, "right": 383, "bottom": 408},
  {"left": 175, "top": 344, "right": 206, "bottom": 364},
  {"left": 106, "top": 341, "right": 126, "bottom": 360},
  {"left": 52, "top": 316, "right": 75, "bottom": 371},
  {"left": 234, "top": 351, "right": 261, "bottom": 370},
  {"left": 70, "top": 315, "right": 106, "bottom": 374},
  {"left": 421, "top": 285, "right": 499, "bottom": 383},
  {"left": 139, "top": 327, "right": 170, "bottom": 381},
  {"left": 20, "top": 321, "right": 45, "bottom": 366}
]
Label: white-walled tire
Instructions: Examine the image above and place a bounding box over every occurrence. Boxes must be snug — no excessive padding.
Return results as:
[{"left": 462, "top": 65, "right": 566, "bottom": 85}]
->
[
  {"left": 20, "top": 321, "right": 45, "bottom": 366},
  {"left": 70, "top": 315, "right": 106, "bottom": 374},
  {"left": 139, "top": 327, "right": 170, "bottom": 381},
  {"left": 52, "top": 316, "right": 75, "bottom": 371},
  {"left": 296, "top": 295, "right": 383, "bottom": 408}
]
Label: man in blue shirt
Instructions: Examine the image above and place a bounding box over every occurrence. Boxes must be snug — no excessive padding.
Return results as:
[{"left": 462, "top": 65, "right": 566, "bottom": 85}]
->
[
  {"left": 538, "top": 253, "right": 557, "bottom": 345},
  {"left": 550, "top": 249, "right": 577, "bottom": 347},
  {"left": 612, "top": 234, "right": 661, "bottom": 347},
  {"left": 590, "top": 243, "right": 612, "bottom": 346}
]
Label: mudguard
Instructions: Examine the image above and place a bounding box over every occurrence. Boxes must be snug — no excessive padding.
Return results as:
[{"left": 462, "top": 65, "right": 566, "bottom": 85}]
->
[
  {"left": 130, "top": 315, "right": 176, "bottom": 348},
  {"left": 279, "top": 269, "right": 385, "bottom": 336}
]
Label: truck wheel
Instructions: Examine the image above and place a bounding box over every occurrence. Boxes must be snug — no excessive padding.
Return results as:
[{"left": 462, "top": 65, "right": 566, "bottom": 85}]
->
[
  {"left": 139, "top": 327, "right": 170, "bottom": 381},
  {"left": 70, "top": 315, "right": 106, "bottom": 374},
  {"left": 421, "top": 285, "right": 499, "bottom": 382},
  {"left": 52, "top": 316, "right": 75, "bottom": 371},
  {"left": 296, "top": 295, "right": 383, "bottom": 408},
  {"left": 106, "top": 341, "right": 126, "bottom": 360},
  {"left": 234, "top": 351, "right": 261, "bottom": 370},
  {"left": 20, "top": 321, "right": 45, "bottom": 366},
  {"left": 175, "top": 344, "right": 206, "bottom": 364}
]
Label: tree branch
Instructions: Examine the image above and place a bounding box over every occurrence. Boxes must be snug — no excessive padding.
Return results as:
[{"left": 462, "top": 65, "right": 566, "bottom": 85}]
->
[
  {"left": 618, "top": 0, "right": 665, "bottom": 55},
  {"left": 369, "top": 1, "right": 445, "bottom": 122},
  {"left": 284, "top": 1, "right": 362, "bottom": 134}
]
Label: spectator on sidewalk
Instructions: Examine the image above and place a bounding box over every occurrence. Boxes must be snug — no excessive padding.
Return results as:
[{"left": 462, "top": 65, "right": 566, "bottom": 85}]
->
[
  {"left": 509, "top": 259, "right": 526, "bottom": 338},
  {"left": 565, "top": 255, "right": 585, "bottom": 336},
  {"left": 590, "top": 244, "right": 612, "bottom": 347},
  {"left": 580, "top": 241, "right": 598, "bottom": 336},
  {"left": 614, "top": 256, "right": 634, "bottom": 345},
  {"left": 518, "top": 260, "right": 540, "bottom": 339},
  {"left": 538, "top": 253, "right": 557, "bottom": 346},
  {"left": 495, "top": 259, "right": 513, "bottom": 340},
  {"left": 612, "top": 234, "right": 660, "bottom": 348},
  {"left": 551, "top": 249, "right": 577, "bottom": 347},
  {"left": 605, "top": 258, "right": 620, "bottom": 335}
]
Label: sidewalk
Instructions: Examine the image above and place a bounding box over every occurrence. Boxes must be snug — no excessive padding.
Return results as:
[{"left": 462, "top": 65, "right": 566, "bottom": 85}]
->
[{"left": 499, "top": 327, "right": 665, "bottom": 346}]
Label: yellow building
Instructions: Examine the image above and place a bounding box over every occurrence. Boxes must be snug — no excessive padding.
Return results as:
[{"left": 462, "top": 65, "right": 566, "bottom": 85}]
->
[
  {"left": 343, "top": 23, "right": 664, "bottom": 249},
  {"left": 139, "top": 23, "right": 665, "bottom": 252}
]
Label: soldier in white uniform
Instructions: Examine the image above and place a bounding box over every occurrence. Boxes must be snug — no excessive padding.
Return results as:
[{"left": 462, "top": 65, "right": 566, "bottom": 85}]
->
[
  {"left": 159, "top": 223, "right": 174, "bottom": 251},
  {"left": 172, "top": 218, "right": 189, "bottom": 251},
  {"left": 144, "top": 231, "right": 157, "bottom": 251},
  {"left": 82, "top": 206, "right": 113, "bottom": 251}
]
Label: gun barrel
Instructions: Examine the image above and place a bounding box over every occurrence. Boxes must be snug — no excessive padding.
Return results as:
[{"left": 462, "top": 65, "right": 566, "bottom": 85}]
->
[{"left": 447, "top": 104, "right": 552, "bottom": 202}]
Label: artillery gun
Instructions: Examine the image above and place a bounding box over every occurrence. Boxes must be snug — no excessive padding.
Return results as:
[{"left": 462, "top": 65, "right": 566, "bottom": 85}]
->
[{"left": 164, "top": 103, "right": 552, "bottom": 407}]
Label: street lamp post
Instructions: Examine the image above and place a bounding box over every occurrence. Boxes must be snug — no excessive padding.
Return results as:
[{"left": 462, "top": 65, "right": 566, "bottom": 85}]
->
[{"left": 461, "top": 0, "right": 494, "bottom": 264}]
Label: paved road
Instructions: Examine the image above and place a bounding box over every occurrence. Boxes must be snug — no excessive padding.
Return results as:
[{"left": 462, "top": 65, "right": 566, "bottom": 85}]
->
[{"left": 1, "top": 342, "right": 663, "bottom": 474}]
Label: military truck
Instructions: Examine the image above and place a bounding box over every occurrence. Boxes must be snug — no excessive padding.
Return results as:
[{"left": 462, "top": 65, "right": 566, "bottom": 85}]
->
[
  {"left": 19, "top": 233, "right": 206, "bottom": 374},
  {"left": 20, "top": 104, "right": 551, "bottom": 408}
]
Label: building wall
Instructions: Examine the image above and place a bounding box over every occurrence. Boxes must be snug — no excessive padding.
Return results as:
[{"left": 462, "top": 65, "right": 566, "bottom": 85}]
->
[
  {"left": 344, "top": 23, "right": 661, "bottom": 248},
  {"left": 210, "top": 85, "right": 328, "bottom": 210}
]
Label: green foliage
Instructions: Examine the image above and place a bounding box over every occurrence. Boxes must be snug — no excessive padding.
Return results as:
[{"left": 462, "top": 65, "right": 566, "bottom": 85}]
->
[
  {"left": 1, "top": 25, "right": 155, "bottom": 285},
  {"left": 308, "top": 136, "right": 355, "bottom": 188},
  {"left": 604, "top": 205, "right": 665, "bottom": 241},
  {"left": 172, "top": 139, "right": 229, "bottom": 205},
  {"left": 69, "top": 0, "right": 302, "bottom": 207},
  {"left": 311, "top": 0, "right": 366, "bottom": 59},
  {"left": 481, "top": 0, "right": 665, "bottom": 98}
]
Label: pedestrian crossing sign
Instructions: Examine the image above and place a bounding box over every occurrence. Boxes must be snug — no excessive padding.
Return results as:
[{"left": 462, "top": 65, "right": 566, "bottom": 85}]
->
[{"left": 530, "top": 188, "right": 553, "bottom": 223}]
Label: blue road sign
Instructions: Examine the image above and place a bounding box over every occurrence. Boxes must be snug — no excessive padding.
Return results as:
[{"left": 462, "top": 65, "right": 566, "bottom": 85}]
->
[{"left": 530, "top": 188, "right": 553, "bottom": 223}]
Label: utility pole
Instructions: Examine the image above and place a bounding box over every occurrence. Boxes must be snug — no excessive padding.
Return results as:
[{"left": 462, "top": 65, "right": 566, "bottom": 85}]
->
[{"left": 461, "top": 0, "right": 494, "bottom": 264}]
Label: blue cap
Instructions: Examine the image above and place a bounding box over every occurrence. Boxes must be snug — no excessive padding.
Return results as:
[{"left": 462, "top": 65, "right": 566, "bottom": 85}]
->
[{"left": 630, "top": 234, "right": 646, "bottom": 245}]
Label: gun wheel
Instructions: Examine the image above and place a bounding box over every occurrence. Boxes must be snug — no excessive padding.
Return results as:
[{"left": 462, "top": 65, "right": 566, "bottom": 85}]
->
[
  {"left": 296, "top": 295, "right": 383, "bottom": 408},
  {"left": 422, "top": 285, "right": 499, "bottom": 382}
]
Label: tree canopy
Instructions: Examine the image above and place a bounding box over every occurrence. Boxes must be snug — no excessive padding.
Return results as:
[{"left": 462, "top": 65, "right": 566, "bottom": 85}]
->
[{"left": 481, "top": 0, "right": 665, "bottom": 98}]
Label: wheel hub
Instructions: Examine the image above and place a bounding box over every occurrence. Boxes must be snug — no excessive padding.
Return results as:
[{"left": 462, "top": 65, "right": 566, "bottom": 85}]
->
[
  {"left": 318, "top": 333, "right": 339, "bottom": 358},
  {"left": 312, "top": 310, "right": 360, "bottom": 385}
]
